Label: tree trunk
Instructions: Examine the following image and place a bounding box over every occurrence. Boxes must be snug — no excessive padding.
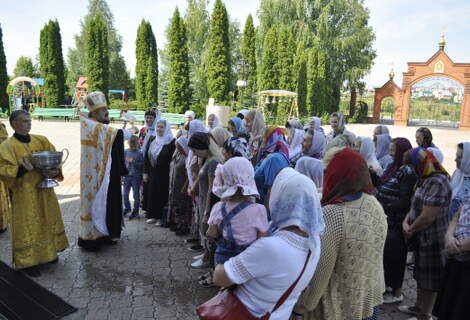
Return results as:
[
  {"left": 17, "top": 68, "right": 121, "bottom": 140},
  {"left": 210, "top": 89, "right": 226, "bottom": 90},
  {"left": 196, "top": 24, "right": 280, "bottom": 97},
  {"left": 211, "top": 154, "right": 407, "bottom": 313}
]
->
[{"left": 349, "top": 86, "right": 357, "bottom": 117}]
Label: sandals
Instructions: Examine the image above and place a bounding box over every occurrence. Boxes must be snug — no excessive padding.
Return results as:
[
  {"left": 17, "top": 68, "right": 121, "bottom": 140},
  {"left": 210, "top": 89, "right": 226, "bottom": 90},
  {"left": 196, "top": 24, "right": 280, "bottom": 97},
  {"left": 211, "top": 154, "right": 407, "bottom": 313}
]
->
[{"left": 199, "top": 276, "right": 215, "bottom": 288}]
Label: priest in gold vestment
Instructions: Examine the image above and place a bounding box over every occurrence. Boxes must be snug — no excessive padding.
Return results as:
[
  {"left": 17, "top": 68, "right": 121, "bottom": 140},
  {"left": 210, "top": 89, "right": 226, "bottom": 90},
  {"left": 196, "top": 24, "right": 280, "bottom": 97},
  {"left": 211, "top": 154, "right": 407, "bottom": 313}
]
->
[
  {"left": 0, "top": 121, "right": 10, "bottom": 232},
  {"left": 0, "top": 110, "right": 69, "bottom": 277}
]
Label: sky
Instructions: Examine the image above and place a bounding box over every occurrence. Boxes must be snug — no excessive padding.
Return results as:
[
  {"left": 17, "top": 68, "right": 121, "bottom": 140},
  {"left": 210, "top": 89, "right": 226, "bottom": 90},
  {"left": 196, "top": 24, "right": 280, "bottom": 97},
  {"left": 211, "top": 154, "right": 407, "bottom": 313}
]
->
[{"left": 1, "top": 0, "right": 470, "bottom": 89}]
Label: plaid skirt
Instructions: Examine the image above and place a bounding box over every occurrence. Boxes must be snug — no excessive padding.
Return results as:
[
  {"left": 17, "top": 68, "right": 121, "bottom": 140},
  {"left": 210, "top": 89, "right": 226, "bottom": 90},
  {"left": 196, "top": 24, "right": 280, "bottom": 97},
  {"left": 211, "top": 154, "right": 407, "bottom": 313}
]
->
[{"left": 412, "top": 237, "right": 446, "bottom": 291}]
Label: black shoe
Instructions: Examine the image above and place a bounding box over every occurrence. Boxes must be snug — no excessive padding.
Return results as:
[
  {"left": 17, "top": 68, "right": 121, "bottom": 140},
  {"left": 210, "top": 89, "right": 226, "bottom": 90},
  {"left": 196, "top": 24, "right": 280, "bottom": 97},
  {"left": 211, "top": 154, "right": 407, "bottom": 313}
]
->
[
  {"left": 184, "top": 238, "right": 198, "bottom": 244},
  {"left": 101, "top": 237, "right": 118, "bottom": 246},
  {"left": 22, "top": 266, "right": 41, "bottom": 277},
  {"left": 128, "top": 212, "right": 139, "bottom": 220},
  {"left": 0, "top": 227, "right": 7, "bottom": 234},
  {"left": 77, "top": 238, "right": 101, "bottom": 252},
  {"left": 188, "top": 244, "right": 204, "bottom": 252},
  {"left": 123, "top": 209, "right": 131, "bottom": 216}
]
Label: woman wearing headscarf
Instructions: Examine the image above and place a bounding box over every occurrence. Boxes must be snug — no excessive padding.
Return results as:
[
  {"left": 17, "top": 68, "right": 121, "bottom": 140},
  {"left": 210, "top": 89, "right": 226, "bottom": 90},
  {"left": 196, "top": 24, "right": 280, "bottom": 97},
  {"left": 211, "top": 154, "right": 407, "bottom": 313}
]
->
[
  {"left": 375, "top": 134, "right": 393, "bottom": 170},
  {"left": 254, "top": 126, "right": 290, "bottom": 205},
  {"left": 211, "top": 167, "right": 324, "bottom": 320},
  {"left": 227, "top": 117, "right": 244, "bottom": 137},
  {"left": 167, "top": 136, "right": 193, "bottom": 235},
  {"left": 415, "top": 127, "right": 435, "bottom": 149},
  {"left": 325, "top": 112, "right": 356, "bottom": 147},
  {"left": 304, "top": 117, "right": 325, "bottom": 135},
  {"left": 244, "top": 110, "right": 266, "bottom": 165},
  {"left": 427, "top": 147, "right": 444, "bottom": 164},
  {"left": 290, "top": 129, "right": 326, "bottom": 166},
  {"left": 449, "top": 142, "right": 470, "bottom": 219},
  {"left": 209, "top": 127, "right": 232, "bottom": 149},
  {"left": 399, "top": 148, "right": 451, "bottom": 320},
  {"left": 143, "top": 119, "right": 176, "bottom": 226},
  {"left": 294, "top": 147, "right": 387, "bottom": 320},
  {"left": 373, "top": 125, "right": 390, "bottom": 137},
  {"left": 287, "top": 128, "right": 305, "bottom": 159},
  {"left": 188, "top": 132, "right": 224, "bottom": 267},
  {"left": 295, "top": 157, "right": 323, "bottom": 192},
  {"left": 434, "top": 195, "right": 470, "bottom": 320},
  {"left": 375, "top": 138, "right": 417, "bottom": 304},
  {"left": 206, "top": 113, "right": 220, "bottom": 130},
  {"left": 356, "top": 136, "right": 384, "bottom": 177}
]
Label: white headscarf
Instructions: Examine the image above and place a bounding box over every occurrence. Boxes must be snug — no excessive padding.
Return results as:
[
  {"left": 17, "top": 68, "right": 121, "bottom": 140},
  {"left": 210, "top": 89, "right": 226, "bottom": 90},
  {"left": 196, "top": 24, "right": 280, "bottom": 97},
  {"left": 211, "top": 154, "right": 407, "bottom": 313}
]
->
[
  {"left": 188, "top": 119, "right": 208, "bottom": 137},
  {"left": 176, "top": 135, "right": 189, "bottom": 156},
  {"left": 288, "top": 129, "right": 305, "bottom": 157},
  {"left": 375, "top": 134, "right": 391, "bottom": 160},
  {"left": 359, "top": 136, "right": 383, "bottom": 176},
  {"left": 295, "top": 157, "right": 324, "bottom": 190},
  {"left": 184, "top": 110, "right": 195, "bottom": 120},
  {"left": 306, "top": 130, "right": 326, "bottom": 159},
  {"left": 212, "top": 157, "right": 259, "bottom": 199},
  {"left": 269, "top": 167, "right": 325, "bottom": 251},
  {"left": 148, "top": 119, "right": 174, "bottom": 166},
  {"left": 207, "top": 113, "right": 221, "bottom": 130},
  {"left": 451, "top": 142, "right": 470, "bottom": 197},
  {"left": 428, "top": 147, "right": 444, "bottom": 164}
]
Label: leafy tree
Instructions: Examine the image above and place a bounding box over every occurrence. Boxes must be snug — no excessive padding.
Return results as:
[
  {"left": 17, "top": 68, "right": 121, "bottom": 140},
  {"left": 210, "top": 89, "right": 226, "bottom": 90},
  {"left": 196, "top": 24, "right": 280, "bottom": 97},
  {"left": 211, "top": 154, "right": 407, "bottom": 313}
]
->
[
  {"left": 66, "top": 0, "right": 129, "bottom": 96},
  {"left": 0, "top": 25, "right": 8, "bottom": 112},
  {"left": 135, "top": 20, "right": 158, "bottom": 108},
  {"left": 167, "top": 7, "right": 191, "bottom": 113},
  {"left": 206, "top": 0, "right": 231, "bottom": 105},
  {"left": 240, "top": 14, "right": 257, "bottom": 107},
  {"left": 184, "top": 0, "right": 210, "bottom": 116},
  {"left": 39, "top": 20, "right": 66, "bottom": 107},
  {"left": 85, "top": 14, "right": 109, "bottom": 98},
  {"left": 277, "top": 25, "right": 296, "bottom": 116},
  {"left": 294, "top": 41, "right": 307, "bottom": 115},
  {"left": 13, "top": 57, "right": 38, "bottom": 78}
]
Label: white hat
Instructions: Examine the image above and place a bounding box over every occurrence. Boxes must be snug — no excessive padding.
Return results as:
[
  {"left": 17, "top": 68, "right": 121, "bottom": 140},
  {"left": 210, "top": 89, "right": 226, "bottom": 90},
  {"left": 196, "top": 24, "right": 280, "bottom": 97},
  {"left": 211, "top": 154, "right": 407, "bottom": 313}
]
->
[{"left": 85, "top": 91, "right": 107, "bottom": 112}]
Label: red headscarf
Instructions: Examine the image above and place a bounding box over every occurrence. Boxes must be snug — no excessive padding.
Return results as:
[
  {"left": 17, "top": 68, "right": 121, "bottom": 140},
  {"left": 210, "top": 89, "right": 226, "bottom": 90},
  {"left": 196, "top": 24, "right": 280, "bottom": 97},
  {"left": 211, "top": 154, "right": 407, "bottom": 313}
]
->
[{"left": 322, "top": 148, "right": 374, "bottom": 206}]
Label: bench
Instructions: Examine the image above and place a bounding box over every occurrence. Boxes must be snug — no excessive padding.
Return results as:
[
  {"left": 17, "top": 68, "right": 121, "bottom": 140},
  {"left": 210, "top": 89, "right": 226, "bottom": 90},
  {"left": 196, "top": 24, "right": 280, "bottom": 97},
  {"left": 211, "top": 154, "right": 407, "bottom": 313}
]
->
[{"left": 31, "top": 108, "right": 76, "bottom": 121}]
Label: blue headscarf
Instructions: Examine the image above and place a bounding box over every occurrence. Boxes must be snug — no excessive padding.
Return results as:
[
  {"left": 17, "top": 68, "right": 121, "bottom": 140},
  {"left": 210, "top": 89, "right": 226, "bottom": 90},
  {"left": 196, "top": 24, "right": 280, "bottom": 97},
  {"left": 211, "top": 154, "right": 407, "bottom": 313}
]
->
[
  {"left": 269, "top": 167, "right": 325, "bottom": 251},
  {"left": 229, "top": 117, "right": 245, "bottom": 135}
]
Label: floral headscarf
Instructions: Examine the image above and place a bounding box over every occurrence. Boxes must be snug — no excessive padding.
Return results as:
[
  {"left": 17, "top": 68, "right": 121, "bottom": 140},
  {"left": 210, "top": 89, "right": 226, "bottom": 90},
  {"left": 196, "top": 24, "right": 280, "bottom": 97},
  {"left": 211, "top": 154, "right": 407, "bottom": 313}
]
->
[
  {"left": 224, "top": 137, "right": 249, "bottom": 159},
  {"left": 409, "top": 147, "right": 448, "bottom": 179},
  {"left": 264, "top": 126, "right": 289, "bottom": 159}
]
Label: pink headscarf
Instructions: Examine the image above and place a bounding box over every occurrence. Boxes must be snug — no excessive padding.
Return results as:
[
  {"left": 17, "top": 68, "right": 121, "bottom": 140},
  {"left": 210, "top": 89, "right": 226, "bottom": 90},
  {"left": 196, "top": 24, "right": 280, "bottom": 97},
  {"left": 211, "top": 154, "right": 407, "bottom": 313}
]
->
[{"left": 212, "top": 157, "right": 259, "bottom": 199}]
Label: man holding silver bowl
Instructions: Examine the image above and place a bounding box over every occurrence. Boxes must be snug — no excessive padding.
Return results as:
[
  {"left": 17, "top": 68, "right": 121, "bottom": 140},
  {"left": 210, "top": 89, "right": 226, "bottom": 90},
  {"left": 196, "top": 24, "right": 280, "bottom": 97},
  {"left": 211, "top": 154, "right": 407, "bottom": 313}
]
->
[{"left": 0, "top": 110, "right": 69, "bottom": 277}]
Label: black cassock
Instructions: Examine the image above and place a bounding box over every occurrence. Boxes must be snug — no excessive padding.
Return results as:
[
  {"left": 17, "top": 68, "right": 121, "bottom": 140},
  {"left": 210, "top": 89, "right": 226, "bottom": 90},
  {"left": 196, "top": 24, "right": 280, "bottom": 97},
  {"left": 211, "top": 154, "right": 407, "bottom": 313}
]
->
[{"left": 106, "top": 130, "right": 128, "bottom": 238}]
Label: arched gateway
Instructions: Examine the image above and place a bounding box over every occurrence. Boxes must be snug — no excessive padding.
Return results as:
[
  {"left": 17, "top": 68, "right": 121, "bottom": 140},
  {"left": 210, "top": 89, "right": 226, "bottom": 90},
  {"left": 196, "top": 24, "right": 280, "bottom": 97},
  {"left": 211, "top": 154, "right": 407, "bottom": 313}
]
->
[{"left": 373, "top": 36, "right": 470, "bottom": 130}]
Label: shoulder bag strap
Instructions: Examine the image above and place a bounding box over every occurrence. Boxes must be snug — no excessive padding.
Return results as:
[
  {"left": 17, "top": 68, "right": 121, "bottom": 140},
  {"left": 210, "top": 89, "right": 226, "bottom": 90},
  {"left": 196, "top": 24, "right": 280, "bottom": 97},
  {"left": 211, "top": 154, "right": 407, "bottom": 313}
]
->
[{"left": 271, "top": 249, "right": 311, "bottom": 314}]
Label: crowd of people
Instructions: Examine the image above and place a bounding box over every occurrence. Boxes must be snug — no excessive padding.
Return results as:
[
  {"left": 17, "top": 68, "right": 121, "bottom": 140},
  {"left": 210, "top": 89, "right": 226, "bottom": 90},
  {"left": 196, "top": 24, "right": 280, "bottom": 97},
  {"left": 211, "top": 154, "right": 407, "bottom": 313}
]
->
[{"left": 0, "top": 90, "right": 468, "bottom": 320}]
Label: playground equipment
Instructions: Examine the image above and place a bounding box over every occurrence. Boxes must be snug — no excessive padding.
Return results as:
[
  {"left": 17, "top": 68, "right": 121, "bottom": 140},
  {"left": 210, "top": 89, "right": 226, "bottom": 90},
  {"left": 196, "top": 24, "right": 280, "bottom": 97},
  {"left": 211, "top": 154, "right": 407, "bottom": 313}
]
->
[
  {"left": 257, "top": 90, "right": 299, "bottom": 121},
  {"left": 6, "top": 77, "right": 43, "bottom": 114}
]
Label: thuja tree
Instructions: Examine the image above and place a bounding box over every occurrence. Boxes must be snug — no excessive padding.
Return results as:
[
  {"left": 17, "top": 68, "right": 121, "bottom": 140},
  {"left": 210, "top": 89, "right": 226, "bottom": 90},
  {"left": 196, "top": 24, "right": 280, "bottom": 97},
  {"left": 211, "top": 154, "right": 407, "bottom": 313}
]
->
[{"left": 167, "top": 7, "right": 191, "bottom": 113}]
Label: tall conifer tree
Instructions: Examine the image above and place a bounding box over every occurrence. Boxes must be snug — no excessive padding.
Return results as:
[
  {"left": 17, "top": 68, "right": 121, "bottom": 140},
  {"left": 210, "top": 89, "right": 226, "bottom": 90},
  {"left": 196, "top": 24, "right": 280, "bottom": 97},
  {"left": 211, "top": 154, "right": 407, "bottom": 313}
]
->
[
  {"left": 0, "top": 25, "right": 8, "bottom": 113},
  {"left": 240, "top": 14, "right": 257, "bottom": 107},
  {"left": 294, "top": 41, "right": 307, "bottom": 116},
  {"left": 206, "top": 0, "right": 231, "bottom": 104},
  {"left": 277, "top": 25, "right": 295, "bottom": 117},
  {"left": 168, "top": 8, "right": 191, "bottom": 114},
  {"left": 85, "top": 14, "right": 109, "bottom": 99},
  {"left": 135, "top": 20, "right": 158, "bottom": 108},
  {"left": 259, "top": 26, "right": 279, "bottom": 116},
  {"left": 39, "top": 20, "right": 65, "bottom": 107}
]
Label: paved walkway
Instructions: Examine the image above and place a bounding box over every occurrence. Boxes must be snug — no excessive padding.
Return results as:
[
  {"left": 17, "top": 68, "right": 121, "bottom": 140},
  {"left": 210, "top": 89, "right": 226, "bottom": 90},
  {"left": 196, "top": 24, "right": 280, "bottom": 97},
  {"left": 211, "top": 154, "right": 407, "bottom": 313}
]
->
[{"left": 0, "top": 120, "right": 468, "bottom": 320}]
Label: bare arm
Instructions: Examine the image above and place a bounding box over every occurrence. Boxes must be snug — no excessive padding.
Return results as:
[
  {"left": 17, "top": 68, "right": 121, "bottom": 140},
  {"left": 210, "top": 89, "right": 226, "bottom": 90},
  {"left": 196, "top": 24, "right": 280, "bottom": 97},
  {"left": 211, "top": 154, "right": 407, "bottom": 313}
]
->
[
  {"left": 445, "top": 210, "right": 462, "bottom": 255},
  {"left": 409, "top": 206, "right": 441, "bottom": 234},
  {"left": 213, "top": 264, "right": 235, "bottom": 288},
  {"left": 206, "top": 224, "right": 219, "bottom": 240}
]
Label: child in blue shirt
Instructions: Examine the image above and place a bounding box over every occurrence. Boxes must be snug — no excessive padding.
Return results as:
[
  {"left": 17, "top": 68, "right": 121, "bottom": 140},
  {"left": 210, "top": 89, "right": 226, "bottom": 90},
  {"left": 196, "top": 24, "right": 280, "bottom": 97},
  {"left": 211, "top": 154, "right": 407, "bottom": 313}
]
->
[{"left": 123, "top": 135, "right": 144, "bottom": 219}]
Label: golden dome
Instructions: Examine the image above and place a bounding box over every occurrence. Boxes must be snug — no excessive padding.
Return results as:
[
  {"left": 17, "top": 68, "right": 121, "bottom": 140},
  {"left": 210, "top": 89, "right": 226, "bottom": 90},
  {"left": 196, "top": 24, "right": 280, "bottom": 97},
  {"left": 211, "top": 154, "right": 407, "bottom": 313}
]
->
[
  {"left": 439, "top": 34, "right": 446, "bottom": 50},
  {"left": 389, "top": 70, "right": 395, "bottom": 80}
]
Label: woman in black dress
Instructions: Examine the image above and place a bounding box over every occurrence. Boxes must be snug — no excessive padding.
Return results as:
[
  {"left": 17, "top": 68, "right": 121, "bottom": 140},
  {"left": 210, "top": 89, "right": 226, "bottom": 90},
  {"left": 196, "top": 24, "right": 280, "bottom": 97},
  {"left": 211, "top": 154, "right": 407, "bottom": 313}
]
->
[{"left": 143, "top": 119, "right": 175, "bottom": 226}]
